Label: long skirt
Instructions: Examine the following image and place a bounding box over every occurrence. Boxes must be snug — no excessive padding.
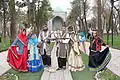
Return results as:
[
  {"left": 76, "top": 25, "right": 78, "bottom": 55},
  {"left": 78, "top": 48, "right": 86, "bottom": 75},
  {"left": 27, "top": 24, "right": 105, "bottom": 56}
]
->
[
  {"left": 88, "top": 47, "right": 111, "bottom": 72},
  {"left": 28, "top": 54, "right": 43, "bottom": 72},
  {"left": 7, "top": 46, "right": 28, "bottom": 72},
  {"left": 68, "top": 47, "right": 85, "bottom": 71}
]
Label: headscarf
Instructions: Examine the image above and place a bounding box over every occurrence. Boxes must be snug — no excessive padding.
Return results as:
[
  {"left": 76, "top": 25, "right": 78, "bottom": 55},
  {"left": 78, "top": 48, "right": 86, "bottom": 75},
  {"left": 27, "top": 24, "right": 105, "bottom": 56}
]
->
[
  {"left": 28, "top": 34, "right": 38, "bottom": 46},
  {"left": 78, "top": 32, "right": 86, "bottom": 42},
  {"left": 17, "top": 30, "right": 27, "bottom": 46}
]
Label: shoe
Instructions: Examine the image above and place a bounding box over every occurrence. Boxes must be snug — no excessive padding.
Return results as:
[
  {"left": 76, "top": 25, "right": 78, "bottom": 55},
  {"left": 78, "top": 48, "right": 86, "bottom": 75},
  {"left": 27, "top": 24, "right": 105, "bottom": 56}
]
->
[
  {"left": 48, "top": 68, "right": 56, "bottom": 73},
  {"left": 57, "top": 68, "right": 62, "bottom": 70},
  {"left": 63, "top": 66, "right": 66, "bottom": 70},
  {"left": 44, "top": 67, "right": 47, "bottom": 70},
  {"left": 44, "top": 65, "right": 49, "bottom": 67}
]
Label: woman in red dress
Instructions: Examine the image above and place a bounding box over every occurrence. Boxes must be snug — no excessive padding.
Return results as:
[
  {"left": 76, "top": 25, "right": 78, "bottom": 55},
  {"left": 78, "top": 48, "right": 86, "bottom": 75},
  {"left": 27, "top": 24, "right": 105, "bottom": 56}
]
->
[{"left": 7, "top": 29, "right": 28, "bottom": 72}]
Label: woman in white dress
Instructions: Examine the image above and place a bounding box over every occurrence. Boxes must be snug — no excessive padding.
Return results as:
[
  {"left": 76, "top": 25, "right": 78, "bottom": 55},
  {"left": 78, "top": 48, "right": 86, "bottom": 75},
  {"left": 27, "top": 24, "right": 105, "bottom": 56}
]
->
[{"left": 68, "top": 31, "right": 85, "bottom": 71}]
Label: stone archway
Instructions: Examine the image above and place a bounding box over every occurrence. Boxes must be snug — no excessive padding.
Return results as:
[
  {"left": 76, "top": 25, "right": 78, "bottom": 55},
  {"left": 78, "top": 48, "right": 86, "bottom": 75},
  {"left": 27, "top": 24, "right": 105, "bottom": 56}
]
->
[{"left": 52, "top": 16, "right": 64, "bottom": 31}]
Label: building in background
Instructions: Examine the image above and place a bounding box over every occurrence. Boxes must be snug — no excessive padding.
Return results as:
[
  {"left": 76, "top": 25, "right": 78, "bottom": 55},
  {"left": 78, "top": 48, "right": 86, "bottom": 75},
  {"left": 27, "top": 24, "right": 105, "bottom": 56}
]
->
[{"left": 48, "top": 7, "right": 67, "bottom": 31}]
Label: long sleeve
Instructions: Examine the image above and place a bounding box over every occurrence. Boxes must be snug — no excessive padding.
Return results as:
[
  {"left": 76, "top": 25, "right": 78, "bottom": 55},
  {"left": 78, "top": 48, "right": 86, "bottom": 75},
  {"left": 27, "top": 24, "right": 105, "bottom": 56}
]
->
[
  {"left": 62, "top": 33, "right": 70, "bottom": 43},
  {"left": 11, "top": 38, "right": 19, "bottom": 46},
  {"left": 98, "top": 38, "right": 106, "bottom": 46},
  {"left": 38, "top": 32, "right": 41, "bottom": 43},
  {"left": 11, "top": 38, "right": 24, "bottom": 54}
]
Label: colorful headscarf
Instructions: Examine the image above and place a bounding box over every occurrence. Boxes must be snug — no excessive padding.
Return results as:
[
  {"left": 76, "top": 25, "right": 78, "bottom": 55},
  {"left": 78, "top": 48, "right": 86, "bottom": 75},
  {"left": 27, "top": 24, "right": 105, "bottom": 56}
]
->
[
  {"left": 17, "top": 30, "right": 27, "bottom": 46},
  {"left": 78, "top": 32, "right": 86, "bottom": 42},
  {"left": 28, "top": 34, "right": 38, "bottom": 46}
]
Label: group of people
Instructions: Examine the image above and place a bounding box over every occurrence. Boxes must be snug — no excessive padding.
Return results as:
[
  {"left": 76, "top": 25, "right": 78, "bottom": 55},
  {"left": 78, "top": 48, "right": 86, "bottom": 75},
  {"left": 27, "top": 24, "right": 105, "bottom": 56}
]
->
[
  {"left": 7, "top": 24, "right": 111, "bottom": 74},
  {"left": 7, "top": 28, "right": 43, "bottom": 72}
]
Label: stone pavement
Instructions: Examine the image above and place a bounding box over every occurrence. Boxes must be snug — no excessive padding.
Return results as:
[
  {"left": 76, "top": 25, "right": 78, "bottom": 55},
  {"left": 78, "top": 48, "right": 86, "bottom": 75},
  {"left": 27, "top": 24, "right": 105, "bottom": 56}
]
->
[
  {"left": 41, "top": 43, "right": 73, "bottom": 80},
  {"left": 41, "top": 69, "right": 73, "bottom": 80},
  {"left": 85, "top": 42, "right": 120, "bottom": 77},
  {"left": 0, "top": 51, "right": 11, "bottom": 76}
]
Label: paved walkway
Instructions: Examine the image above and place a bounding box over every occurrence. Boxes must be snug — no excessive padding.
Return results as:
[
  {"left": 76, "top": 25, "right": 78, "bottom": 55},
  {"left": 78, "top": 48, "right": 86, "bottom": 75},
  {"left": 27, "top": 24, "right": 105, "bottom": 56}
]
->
[
  {"left": 41, "top": 43, "right": 73, "bottom": 80},
  {"left": 41, "top": 69, "right": 73, "bottom": 80},
  {"left": 85, "top": 42, "right": 120, "bottom": 77},
  {"left": 0, "top": 51, "right": 11, "bottom": 76}
]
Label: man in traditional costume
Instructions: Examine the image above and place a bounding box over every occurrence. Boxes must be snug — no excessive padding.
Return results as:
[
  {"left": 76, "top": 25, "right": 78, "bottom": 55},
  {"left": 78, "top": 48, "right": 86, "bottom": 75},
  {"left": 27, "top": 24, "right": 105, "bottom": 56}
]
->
[
  {"left": 47, "top": 30, "right": 60, "bottom": 72},
  {"left": 56, "top": 27, "right": 69, "bottom": 70},
  {"left": 38, "top": 25, "right": 51, "bottom": 67}
]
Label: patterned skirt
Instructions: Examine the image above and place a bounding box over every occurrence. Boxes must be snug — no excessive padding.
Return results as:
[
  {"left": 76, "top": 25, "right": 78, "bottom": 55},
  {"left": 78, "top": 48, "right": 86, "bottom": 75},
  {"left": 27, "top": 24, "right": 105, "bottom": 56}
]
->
[
  {"left": 28, "top": 54, "right": 43, "bottom": 72},
  {"left": 88, "top": 47, "right": 111, "bottom": 72}
]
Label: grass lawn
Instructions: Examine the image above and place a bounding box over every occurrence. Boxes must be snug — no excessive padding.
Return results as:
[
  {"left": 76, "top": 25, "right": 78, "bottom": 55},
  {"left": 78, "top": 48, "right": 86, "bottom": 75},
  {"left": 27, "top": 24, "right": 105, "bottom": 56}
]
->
[
  {"left": 71, "top": 53, "right": 120, "bottom": 80},
  {"left": 100, "top": 69, "right": 120, "bottom": 80},
  {"left": 0, "top": 37, "right": 10, "bottom": 52},
  {"left": 103, "top": 34, "right": 120, "bottom": 49},
  {"left": 1, "top": 69, "right": 44, "bottom": 80},
  {"left": 71, "top": 53, "right": 95, "bottom": 80}
]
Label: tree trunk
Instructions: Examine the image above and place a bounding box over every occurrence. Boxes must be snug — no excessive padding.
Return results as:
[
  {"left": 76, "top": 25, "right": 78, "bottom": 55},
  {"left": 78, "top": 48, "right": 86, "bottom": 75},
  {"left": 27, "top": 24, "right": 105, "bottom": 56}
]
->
[
  {"left": 81, "top": 18, "right": 85, "bottom": 32},
  {"left": 111, "top": 0, "right": 114, "bottom": 46},
  {"left": 3, "top": 0, "right": 6, "bottom": 47},
  {"left": 113, "top": 14, "right": 118, "bottom": 35},
  {"left": 83, "top": 1, "right": 88, "bottom": 33},
  {"left": 118, "top": 0, "right": 120, "bottom": 30},
  {"left": 97, "top": 0, "right": 103, "bottom": 38},
  {"left": 102, "top": 15, "right": 105, "bottom": 34},
  {"left": 93, "top": 18, "right": 97, "bottom": 29},
  {"left": 9, "top": 0, "right": 16, "bottom": 43},
  {"left": 27, "top": 2, "right": 31, "bottom": 28},
  {"left": 106, "top": 23, "right": 109, "bottom": 45},
  {"left": 78, "top": 19, "right": 81, "bottom": 31},
  {"left": 36, "top": 1, "right": 40, "bottom": 36}
]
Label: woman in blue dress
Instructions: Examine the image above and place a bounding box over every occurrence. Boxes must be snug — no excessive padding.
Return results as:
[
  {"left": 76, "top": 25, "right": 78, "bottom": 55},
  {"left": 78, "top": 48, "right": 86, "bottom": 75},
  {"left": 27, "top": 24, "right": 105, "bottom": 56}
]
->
[{"left": 28, "top": 33, "right": 43, "bottom": 72}]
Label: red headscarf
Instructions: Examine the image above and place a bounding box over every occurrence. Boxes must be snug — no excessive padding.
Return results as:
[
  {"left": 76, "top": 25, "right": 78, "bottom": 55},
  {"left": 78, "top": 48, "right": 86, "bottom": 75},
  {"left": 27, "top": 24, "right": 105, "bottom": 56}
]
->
[{"left": 17, "top": 30, "right": 27, "bottom": 46}]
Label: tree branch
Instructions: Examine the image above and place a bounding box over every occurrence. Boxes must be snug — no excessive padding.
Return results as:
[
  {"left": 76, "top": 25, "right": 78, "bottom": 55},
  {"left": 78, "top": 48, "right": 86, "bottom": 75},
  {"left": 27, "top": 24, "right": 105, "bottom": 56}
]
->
[
  {"left": 113, "top": 5, "right": 119, "bottom": 11},
  {"left": 114, "top": 0, "right": 119, "bottom": 2}
]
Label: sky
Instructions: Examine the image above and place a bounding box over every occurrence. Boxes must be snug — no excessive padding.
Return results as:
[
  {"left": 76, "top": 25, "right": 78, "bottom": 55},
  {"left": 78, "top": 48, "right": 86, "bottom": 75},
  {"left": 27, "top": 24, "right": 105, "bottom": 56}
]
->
[
  {"left": 49, "top": 0, "right": 95, "bottom": 14},
  {"left": 17, "top": 0, "right": 95, "bottom": 13},
  {"left": 49, "top": 0, "right": 72, "bottom": 12},
  {"left": 17, "top": 0, "right": 95, "bottom": 19},
  {"left": 17, "top": 0, "right": 73, "bottom": 13}
]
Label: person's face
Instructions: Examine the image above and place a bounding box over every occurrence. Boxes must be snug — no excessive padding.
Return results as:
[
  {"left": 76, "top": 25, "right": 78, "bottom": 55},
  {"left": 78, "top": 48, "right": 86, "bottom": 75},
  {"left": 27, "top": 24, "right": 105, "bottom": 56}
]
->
[
  {"left": 31, "top": 35, "right": 35, "bottom": 39},
  {"left": 61, "top": 27, "right": 65, "bottom": 32},
  {"left": 43, "top": 26, "right": 48, "bottom": 31},
  {"left": 92, "top": 31, "right": 97, "bottom": 37},
  {"left": 71, "top": 33, "right": 75, "bottom": 38},
  {"left": 22, "top": 31, "right": 26, "bottom": 35}
]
